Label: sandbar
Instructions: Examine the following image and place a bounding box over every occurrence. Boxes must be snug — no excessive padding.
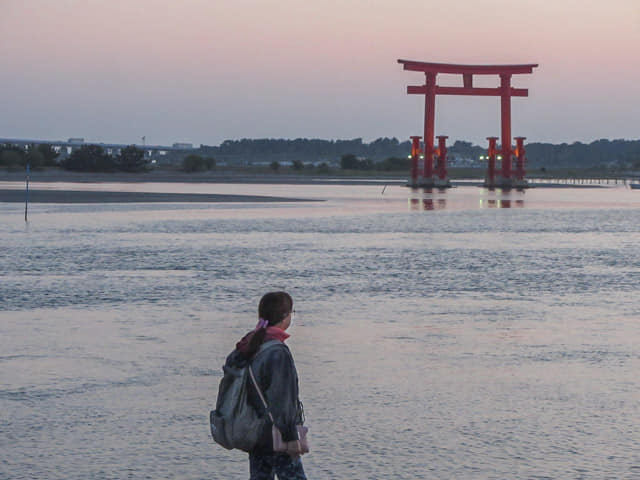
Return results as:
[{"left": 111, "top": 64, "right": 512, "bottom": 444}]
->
[{"left": 0, "top": 189, "right": 316, "bottom": 204}]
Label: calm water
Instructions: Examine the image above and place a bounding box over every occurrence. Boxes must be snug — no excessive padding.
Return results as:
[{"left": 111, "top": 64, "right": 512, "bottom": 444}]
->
[{"left": 1, "top": 183, "right": 640, "bottom": 479}]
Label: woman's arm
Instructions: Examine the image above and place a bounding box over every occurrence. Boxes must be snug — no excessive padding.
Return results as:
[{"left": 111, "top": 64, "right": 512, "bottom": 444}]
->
[{"left": 262, "top": 347, "right": 300, "bottom": 442}]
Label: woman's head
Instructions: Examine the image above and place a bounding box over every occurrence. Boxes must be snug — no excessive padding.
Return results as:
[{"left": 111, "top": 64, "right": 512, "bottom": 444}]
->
[
  {"left": 259, "top": 291, "right": 293, "bottom": 327},
  {"left": 240, "top": 291, "right": 293, "bottom": 358}
]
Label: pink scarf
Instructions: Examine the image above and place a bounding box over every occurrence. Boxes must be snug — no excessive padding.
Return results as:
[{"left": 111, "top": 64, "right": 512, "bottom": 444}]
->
[{"left": 235, "top": 322, "right": 289, "bottom": 354}]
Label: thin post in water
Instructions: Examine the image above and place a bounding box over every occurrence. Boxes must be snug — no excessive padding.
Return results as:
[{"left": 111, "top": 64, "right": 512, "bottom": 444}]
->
[{"left": 25, "top": 162, "right": 30, "bottom": 222}]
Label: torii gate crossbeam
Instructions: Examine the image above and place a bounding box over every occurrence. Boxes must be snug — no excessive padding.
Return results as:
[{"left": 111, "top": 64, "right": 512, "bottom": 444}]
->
[{"left": 398, "top": 59, "right": 538, "bottom": 187}]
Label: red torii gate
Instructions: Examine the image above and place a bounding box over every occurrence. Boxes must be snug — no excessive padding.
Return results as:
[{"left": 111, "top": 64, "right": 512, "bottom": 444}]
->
[{"left": 398, "top": 59, "right": 538, "bottom": 188}]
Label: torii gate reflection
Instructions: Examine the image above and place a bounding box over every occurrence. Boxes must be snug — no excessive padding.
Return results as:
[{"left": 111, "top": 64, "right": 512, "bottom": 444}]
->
[{"left": 398, "top": 59, "right": 538, "bottom": 188}]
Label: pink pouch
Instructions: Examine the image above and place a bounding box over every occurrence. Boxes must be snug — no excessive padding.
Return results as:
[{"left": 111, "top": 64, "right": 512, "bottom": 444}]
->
[{"left": 272, "top": 424, "right": 309, "bottom": 455}]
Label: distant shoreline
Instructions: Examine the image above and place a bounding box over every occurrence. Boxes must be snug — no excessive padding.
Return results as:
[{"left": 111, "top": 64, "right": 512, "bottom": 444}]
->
[{"left": 0, "top": 167, "right": 615, "bottom": 188}]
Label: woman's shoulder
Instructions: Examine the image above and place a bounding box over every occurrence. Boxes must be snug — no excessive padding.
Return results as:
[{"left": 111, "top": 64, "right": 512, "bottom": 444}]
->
[
  {"left": 263, "top": 341, "right": 292, "bottom": 357},
  {"left": 257, "top": 339, "right": 288, "bottom": 354},
  {"left": 254, "top": 341, "right": 294, "bottom": 365}
]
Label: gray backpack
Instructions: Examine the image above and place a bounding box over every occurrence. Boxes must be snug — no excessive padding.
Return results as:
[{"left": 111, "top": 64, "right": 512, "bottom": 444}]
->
[{"left": 210, "top": 340, "right": 281, "bottom": 451}]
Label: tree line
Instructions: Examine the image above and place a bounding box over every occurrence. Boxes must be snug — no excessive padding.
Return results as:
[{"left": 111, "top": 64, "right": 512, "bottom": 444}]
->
[
  {"left": 525, "top": 139, "right": 640, "bottom": 168},
  {"left": 0, "top": 143, "right": 60, "bottom": 169},
  {"left": 195, "top": 137, "right": 640, "bottom": 168},
  {"left": 0, "top": 143, "right": 150, "bottom": 172},
  {"left": 339, "top": 154, "right": 409, "bottom": 171},
  {"left": 3, "top": 137, "right": 640, "bottom": 171},
  {"left": 62, "top": 145, "right": 149, "bottom": 172},
  {"left": 0, "top": 143, "right": 220, "bottom": 173},
  {"left": 198, "top": 137, "right": 408, "bottom": 162}
]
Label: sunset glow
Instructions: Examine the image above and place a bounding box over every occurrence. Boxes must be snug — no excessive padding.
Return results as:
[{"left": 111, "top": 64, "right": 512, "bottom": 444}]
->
[{"left": 1, "top": 0, "right": 639, "bottom": 146}]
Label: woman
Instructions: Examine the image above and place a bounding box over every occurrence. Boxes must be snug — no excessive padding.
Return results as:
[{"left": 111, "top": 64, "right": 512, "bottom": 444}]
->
[{"left": 232, "top": 291, "right": 307, "bottom": 480}]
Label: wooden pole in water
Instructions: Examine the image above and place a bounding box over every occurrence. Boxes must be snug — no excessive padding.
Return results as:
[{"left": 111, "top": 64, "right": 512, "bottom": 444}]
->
[{"left": 25, "top": 163, "right": 30, "bottom": 222}]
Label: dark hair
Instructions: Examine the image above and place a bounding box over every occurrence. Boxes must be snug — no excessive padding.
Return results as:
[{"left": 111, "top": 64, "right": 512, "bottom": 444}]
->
[
  {"left": 246, "top": 291, "right": 293, "bottom": 357},
  {"left": 259, "top": 291, "right": 293, "bottom": 326}
]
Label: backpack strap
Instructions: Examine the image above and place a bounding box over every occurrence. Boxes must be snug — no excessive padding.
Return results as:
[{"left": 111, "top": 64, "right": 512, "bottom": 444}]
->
[
  {"left": 247, "top": 340, "right": 286, "bottom": 421},
  {"left": 248, "top": 363, "right": 274, "bottom": 423}
]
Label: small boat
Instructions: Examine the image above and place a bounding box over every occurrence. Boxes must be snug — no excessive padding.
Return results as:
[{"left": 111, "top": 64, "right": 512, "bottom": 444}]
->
[{"left": 631, "top": 183, "right": 640, "bottom": 190}]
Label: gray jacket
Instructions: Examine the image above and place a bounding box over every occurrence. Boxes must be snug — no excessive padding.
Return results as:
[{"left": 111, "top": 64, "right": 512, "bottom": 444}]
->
[{"left": 224, "top": 340, "right": 303, "bottom": 451}]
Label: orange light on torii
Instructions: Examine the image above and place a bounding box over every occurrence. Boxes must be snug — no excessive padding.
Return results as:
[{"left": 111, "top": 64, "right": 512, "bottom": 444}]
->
[{"left": 398, "top": 59, "right": 538, "bottom": 188}]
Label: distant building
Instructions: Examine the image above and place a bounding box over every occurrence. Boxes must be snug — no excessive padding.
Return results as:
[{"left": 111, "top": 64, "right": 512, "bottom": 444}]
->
[{"left": 172, "top": 142, "right": 194, "bottom": 150}]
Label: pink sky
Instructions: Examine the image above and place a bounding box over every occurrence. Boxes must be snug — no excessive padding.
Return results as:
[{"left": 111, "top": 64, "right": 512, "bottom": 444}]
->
[{"left": 1, "top": 0, "right": 639, "bottom": 146}]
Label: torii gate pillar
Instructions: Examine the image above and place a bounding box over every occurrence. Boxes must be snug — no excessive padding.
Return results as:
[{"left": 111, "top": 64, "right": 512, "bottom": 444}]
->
[
  {"left": 398, "top": 59, "right": 538, "bottom": 189},
  {"left": 409, "top": 135, "right": 421, "bottom": 186},
  {"left": 500, "top": 73, "right": 513, "bottom": 180},
  {"left": 423, "top": 72, "right": 436, "bottom": 180}
]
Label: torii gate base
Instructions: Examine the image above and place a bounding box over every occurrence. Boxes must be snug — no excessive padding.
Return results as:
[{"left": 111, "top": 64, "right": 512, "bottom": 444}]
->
[
  {"left": 483, "top": 136, "right": 529, "bottom": 189},
  {"left": 408, "top": 135, "right": 451, "bottom": 188},
  {"left": 398, "top": 60, "right": 538, "bottom": 189}
]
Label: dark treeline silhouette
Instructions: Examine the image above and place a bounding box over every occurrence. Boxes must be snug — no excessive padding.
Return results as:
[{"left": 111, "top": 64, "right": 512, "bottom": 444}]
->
[
  {"left": 198, "top": 137, "right": 410, "bottom": 163},
  {"left": 0, "top": 143, "right": 59, "bottom": 169},
  {"left": 3, "top": 138, "right": 640, "bottom": 171},
  {"left": 0, "top": 143, "right": 149, "bottom": 172},
  {"left": 62, "top": 145, "right": 148, "bottom": 172},
  {"left": 182, "top": 154, "right": 215, "bottom": 172},
  {"left": 195, "top": 137, "right": 640, "bottom": 168},
  {"left": 525, "top": 139, "right": 640, "bottom": 167}
]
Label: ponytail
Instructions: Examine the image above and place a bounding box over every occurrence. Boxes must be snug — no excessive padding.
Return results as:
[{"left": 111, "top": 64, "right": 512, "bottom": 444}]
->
[{"left": 244, "top": 292, "right": 293, "bottom": 358}]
